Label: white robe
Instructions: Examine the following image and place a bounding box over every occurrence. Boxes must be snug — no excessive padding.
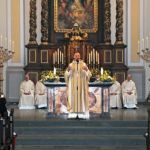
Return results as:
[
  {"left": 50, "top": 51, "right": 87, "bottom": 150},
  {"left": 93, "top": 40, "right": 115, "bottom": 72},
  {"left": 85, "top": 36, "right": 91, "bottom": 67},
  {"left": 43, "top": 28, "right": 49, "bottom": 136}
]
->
[
  {"left": 65, "top": 60, "right": 91, "bottom": 115},
  {"left": 122, "top": 80, "right": 137, "bottom": 108},
  {"left": 19, "top": 80, "right": 35, "bottom": 109},
  {"left": 110, "top": 81, "right": 121, "bottom": 108},
  {"left": 35, "top": 81, "right": 47, "bottom": 108}
]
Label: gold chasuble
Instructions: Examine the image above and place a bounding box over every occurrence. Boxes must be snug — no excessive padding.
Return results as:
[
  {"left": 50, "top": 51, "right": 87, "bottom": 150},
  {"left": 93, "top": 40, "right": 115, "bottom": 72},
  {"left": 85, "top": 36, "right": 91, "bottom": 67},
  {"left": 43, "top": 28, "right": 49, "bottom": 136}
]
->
[{"left": 65, "top": 60, "right": 91, "bottom": 113}]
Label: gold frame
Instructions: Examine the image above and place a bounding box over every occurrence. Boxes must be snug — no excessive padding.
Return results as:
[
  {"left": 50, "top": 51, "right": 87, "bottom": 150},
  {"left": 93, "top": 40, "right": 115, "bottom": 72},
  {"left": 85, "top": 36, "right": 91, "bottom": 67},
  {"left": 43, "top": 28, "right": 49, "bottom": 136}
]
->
[
  {"left": 54, "top": 0, "right": 98, "bottom": 33},
  {"left": 29, "top": 49, "right": 36, "bottom": 63},
  {"left": 116, "top": 49, "right": 124, "bottom": 63},
  {"left": 104, "top": 50, "right": 112, "bottom": 64},
  {"left": 41, "top": 50, "right": 48, "bottom": 63}
]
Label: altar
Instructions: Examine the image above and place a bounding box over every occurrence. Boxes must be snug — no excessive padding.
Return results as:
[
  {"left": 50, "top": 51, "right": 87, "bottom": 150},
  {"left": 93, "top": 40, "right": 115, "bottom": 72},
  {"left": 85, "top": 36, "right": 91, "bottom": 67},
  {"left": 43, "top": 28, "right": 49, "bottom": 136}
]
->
[{"left": 44, "top": 81, "right": 113, "bottom": 119}]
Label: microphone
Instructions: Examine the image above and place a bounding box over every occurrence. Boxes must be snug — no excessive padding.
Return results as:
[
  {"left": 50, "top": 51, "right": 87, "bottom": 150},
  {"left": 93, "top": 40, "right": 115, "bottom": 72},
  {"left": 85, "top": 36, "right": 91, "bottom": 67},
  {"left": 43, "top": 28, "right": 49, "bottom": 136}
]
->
[{"left": 76, "top": 59, "right": 79, "bottom": 63}]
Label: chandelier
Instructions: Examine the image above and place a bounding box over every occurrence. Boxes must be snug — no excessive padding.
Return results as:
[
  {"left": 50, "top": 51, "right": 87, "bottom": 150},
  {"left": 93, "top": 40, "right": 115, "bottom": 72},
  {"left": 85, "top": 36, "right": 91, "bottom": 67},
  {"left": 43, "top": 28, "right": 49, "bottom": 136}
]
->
[
  {"left": 0, "top": 35, "right": 15, "bottom": 97},
  {"left": 137, "top": 37, "right": 150, "bottom": 62}
]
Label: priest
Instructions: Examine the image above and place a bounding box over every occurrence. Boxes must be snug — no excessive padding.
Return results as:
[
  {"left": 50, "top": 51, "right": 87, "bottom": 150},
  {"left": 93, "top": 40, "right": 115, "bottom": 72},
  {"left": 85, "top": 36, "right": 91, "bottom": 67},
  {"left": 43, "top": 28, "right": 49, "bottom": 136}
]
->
[
  {"left": 122, "top": 74, "right": 137, "bottom": 109},
  {"left": 65, "top": 52, "right": 91, "bottom": 119},
  {"left": 19, "top": 73, "right": 35, "bottom": 109}
]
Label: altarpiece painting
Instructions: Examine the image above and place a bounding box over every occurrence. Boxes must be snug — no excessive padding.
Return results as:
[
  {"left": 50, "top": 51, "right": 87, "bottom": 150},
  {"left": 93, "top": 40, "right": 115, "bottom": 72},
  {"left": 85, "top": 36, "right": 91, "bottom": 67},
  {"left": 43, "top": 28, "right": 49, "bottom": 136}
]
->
[{"left": 54, "top": 0, "right": 98, "bottom": 32}]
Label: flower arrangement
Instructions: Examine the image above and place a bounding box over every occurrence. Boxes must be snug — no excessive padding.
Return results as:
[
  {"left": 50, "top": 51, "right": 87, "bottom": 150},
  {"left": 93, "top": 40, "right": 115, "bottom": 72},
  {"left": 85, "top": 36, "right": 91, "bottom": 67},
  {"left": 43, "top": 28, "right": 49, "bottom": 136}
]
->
[
  {"left": 40, "top": 70, "right": 59, "bottom": 82},
  {"left": 98, "top": 70, "right": 114, "bottom": 82}
]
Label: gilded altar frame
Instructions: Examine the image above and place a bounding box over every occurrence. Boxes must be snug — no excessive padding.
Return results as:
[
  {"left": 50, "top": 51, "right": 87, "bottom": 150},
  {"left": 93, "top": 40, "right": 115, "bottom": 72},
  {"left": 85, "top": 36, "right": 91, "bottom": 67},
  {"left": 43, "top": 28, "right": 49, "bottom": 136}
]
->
[{"left": 54, "top": 0, "right": 98, "bottom": 33}]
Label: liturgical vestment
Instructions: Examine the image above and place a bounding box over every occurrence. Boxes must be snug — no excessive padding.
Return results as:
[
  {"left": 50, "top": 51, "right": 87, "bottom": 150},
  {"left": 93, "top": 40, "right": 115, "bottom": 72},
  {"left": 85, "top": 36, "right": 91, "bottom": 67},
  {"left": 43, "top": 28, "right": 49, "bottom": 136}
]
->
[
  {"left": 19, "top": 80, "right": 35, "bottom": 109},
  {"left": 65, "top": 60, "right": 91, "bottom": 113},
  {"left": 35, "top": 81, "right": 47, "bottom": 108},
  {"left": 110, "top": 81, "right": 121, "bottom": 108},
  {"left": 122, "top": 80, "right": 137, "bottom": 108}
]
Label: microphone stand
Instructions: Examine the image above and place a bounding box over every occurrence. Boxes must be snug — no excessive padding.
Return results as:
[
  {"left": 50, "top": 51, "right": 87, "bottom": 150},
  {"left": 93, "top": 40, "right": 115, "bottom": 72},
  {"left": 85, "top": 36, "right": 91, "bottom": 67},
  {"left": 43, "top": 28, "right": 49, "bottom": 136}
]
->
[{"left": 75, "top": 60, "right": 80, "bottom": 119}]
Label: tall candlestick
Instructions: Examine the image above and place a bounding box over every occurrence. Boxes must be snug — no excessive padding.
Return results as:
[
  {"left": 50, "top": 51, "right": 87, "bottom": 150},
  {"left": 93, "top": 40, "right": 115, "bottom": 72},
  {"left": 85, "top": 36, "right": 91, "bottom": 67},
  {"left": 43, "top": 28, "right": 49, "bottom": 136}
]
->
[
  {"left": 146, "top": 36, "right": 149, "bottom": 49},
  {"left": 62, "top": 53, "right": 63, "bottom": 64},
  {"left": 142, "top": 38, "right": 144, "bottom": 50},
  {"left": 98, "top": 53, "right": 99, "bottom": 65},
  {"left": 137, "top": 40, "right": 140, "bottom": 52},
  {"left": 5, "top": 37, "right": 7, "bottom": 49},
  {"left": 89, "top": 53, "right": 90, "bottom": 64},
  {"left": 12, "top": 41, "right": 15, "bottom": 52},
  {"left": 93, "top": 49, "right": 95, "bottom": 64},
  {"left": 96, "top": 51, "right": 98, "bottom": 63},
  {"left": 0, "top": 35, "right": 2, "bottom": 47},
  {"left": 90, "top": 51, "right": 92, "bottom": 63},
  {"left": 57, "top": 48, "right": 59, "bottom": 64},
  {"left": 53, "top": 53, "right": 55, "bottom": 64}
]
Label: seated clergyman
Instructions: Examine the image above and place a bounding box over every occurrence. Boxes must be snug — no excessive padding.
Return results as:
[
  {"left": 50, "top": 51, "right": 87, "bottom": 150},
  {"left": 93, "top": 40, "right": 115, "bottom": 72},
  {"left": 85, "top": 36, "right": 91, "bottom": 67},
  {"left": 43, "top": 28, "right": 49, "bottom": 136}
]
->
[
  {"left": 122, "top": 74, "right": 138, "bottom": 109},
  {"left": 18, "top": 73, "right": 35, "bottom": 109}
]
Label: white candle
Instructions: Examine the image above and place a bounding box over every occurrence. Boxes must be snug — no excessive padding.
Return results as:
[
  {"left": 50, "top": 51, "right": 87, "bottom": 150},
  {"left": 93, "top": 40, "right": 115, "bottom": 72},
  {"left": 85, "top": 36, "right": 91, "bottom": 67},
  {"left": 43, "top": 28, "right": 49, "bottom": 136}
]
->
[
  {"left": 53, "top": 67, "right": 56, "bottom": 75},
  {"left": 62, "top": 53, "right": 63, "bottom": 64},
  {"left": 60, "top": 51, "right": 62, "bottom": 63},
  {"left": 98, "top": 53, "right": 99, "bottom": 65},
  {"left": 146, "top": 36, "right": 149, "bottom": 49},
  {"left": 142, "top": 38, "right": 144, "bottom": 50},
  {"left": 53, "top": 53, "right": 55, "bottom": 64},
  {"left": 12, "top": 41, "right": 15, "bottom": 52},
  {"left": 57, "top": 48, "right": 59, "bottom": 64},
  {"left": 96, "top": 51, "right": 98, "bottom": 63},
  {"left": 137, "top": 40, "right": 140, "bottom": 52},
  {"left": 55, "top": 51, "right": 57, "bottom": 63},
  {"left": 101, "top": 67, "right": 103, "bottom": 75},
  {"left": 89, "top": 53, "right": 90, "bottom": 64},
  {"left": 5, "top": 37, "right": 8, "bottom": 49},
  {"left": 0, "top": 35, "right": 2, "bottom": 47},
  {"left": 93, "top": 49, "right": 95, "bottom": 64},
  {"left": 90, "top": 51, "right": 92, "bottom": 63}
]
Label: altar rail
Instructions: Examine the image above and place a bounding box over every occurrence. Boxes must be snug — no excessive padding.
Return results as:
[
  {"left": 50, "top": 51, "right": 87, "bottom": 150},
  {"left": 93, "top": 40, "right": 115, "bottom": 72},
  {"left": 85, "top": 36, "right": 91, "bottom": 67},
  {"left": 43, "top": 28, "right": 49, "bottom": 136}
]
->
[{"left": 44, "top": 81, "right": 113, "bottom": 118}]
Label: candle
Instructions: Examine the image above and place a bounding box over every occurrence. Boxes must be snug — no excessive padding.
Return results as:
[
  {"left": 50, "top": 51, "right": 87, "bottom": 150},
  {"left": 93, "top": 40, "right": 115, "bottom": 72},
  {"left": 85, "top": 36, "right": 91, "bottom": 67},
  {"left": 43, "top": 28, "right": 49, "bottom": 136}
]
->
[
  {"left": 55, "top": 51, "right": 57, "bottom": 63},
  {"left": 0, "top": 35, "right": 2, "bottom": 47},
  {"left": 60, "top": 51, "right": 62, "bottom": 63},
  {"left": 57, "top": 48, "right": 59, "bottom": 64},
  {"left": 62, "top": 53, "right": 63, "bottom": 64},
  {"left": 53, "top": 53, "right": 55, "bottom": 64},
  {"left": 146, "top": 36, "right": 149, "bottom": 49},
  {"left": 90, "top": 51, "right": 92, "bottom": 63},
  {"left": 101, "top": 67, "right": 103, "bottom": 75},
  {"left": 142, "top": 38, "right": 144, "bottom": 50},
  {"left": 89, "top": 53, "right": 90, "bottom": 64},
  {"left": 5, "top": 37, "right": 7, "bottom": 49},
  {"left": 12, "top": 41, "right": 15, "bottom": 52},
  {"left": 98, "top": 53, "right": 99, "bottom": 65},
  {"left": 137, "top": 40, "right": 140, "bottom": 52},
  {"left": 96, "top": 51, "right": 98, "bottom": 63},
  {"left": 93, "top": 49, "right": 95, "bottom": 64},
  {"left": 53, "top": 67, "right": 56, "bottom": 75}
]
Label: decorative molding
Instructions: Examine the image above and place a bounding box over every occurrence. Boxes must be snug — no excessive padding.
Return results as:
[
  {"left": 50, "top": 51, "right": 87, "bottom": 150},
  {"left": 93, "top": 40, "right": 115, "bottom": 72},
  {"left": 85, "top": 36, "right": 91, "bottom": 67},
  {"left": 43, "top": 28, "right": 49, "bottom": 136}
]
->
[
  {"left": 104, "top": 50, "right": 112, "bottom": 64},
  {"left": 29, "top": 49, "right": 36, "bottom": 63},
  {"left": 116, "top": 49, "right": 123, "bottom": 63},
  {"left": 41, "top": 50, "right": 48, "bottom": 63}
]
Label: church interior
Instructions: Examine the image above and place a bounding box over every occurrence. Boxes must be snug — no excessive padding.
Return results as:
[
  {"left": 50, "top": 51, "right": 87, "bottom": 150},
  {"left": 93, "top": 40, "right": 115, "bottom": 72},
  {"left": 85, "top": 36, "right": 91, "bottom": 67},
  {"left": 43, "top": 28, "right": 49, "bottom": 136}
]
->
[{"left": 0, "top": 0, "right": 150, "bottom": 150}]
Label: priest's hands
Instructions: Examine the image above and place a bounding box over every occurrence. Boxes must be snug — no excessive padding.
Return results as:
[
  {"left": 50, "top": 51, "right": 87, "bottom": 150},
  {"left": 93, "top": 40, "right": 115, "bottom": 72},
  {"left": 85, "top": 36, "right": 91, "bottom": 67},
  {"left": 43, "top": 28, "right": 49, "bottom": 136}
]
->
[
  {"left": 24, "top": 91, "right": 31, "bottom": 95},
  {"left": 82, "top": 66, "right": 88, "bottom": 71}
]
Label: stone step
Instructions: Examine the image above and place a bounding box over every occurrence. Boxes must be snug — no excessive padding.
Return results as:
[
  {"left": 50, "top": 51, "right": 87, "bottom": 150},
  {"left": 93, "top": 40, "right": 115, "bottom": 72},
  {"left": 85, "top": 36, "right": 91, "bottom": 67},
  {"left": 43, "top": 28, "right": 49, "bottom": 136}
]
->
[
  {"left": 16, "top": 145, "right": 146, "bottom": 150},
  {"left": 15, "top": 126, "right": 146, "bottom": 135},
  {"left": 15, "top": 145, "right": 146, "bottom": 150}
]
